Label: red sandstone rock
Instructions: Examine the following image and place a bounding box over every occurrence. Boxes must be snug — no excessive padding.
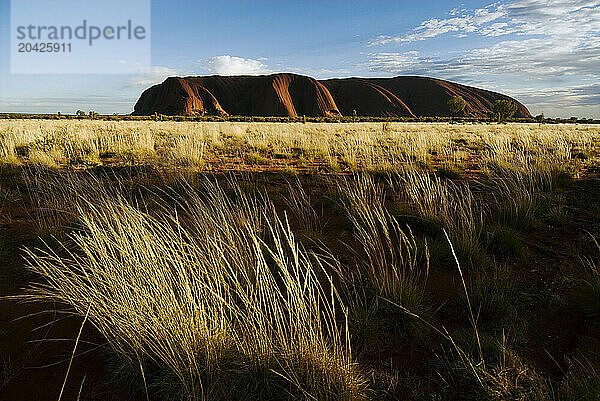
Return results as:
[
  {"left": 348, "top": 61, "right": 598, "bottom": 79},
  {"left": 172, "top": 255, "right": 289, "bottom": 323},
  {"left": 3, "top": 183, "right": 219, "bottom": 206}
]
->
[{"left": 133, "top": 73, "right": 531, "bottom": 119}]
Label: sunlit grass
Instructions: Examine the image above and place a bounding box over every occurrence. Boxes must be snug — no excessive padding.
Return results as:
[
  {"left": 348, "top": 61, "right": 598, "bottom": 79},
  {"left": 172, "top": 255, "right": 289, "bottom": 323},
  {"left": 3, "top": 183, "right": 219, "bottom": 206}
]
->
[
  {"left": 24, "top": 176, "right": 366, "bottom": 400},
  {"left": 0, "top": 120, "right": 598, "bottom": 175}
]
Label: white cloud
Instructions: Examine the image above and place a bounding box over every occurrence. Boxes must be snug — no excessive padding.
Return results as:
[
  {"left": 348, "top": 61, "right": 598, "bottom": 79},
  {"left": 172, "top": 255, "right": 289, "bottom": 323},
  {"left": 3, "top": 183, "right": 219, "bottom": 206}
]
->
[
  {"left": 367, "top": 35, "right": 600, "bottom": 80},
  {"left": 370, "top": 0, "right": 599, "bottom": 45},
  {"left": 511, "top": 83, "right": 600, "bottom": 107},
  {"left": 201, "top": 55, "right": 270, "bottom": 75},
  {"left": 370, "top": 3, "right": 506, "bottom": 45},
  {"left": 287, "top": 67, "right": 352, "bottom": 78},
  {"left": 127, "top": 66, "right": 185, "bottom": 87},
  {"left": 367, "top": 0, "right": 600, "bottom": 80},
  {"left": 509, "top": 82, "right": 600, "bottom": 117}
]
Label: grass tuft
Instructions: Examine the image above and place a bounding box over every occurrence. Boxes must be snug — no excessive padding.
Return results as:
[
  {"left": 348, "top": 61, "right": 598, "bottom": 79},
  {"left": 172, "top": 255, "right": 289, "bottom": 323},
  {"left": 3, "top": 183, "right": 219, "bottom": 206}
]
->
[{"left": 24, "top": 176, "right": 366, "bottom": 400}]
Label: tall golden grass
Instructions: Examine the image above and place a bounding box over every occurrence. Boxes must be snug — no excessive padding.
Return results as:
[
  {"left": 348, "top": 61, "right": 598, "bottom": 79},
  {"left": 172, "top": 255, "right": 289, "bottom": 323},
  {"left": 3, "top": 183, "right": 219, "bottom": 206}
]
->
[
  {"left": 338, "top": 174, "right": 428, "bottom": 303},
  {"left": 24, "top": 174, "right": 365, "bottom": 400}
]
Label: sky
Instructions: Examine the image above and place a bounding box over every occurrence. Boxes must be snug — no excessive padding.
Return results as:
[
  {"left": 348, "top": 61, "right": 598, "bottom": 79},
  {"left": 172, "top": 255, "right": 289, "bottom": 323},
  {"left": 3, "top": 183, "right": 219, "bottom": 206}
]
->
[{"left": 0, "top": 0, "right": 599, "bottom": 118}]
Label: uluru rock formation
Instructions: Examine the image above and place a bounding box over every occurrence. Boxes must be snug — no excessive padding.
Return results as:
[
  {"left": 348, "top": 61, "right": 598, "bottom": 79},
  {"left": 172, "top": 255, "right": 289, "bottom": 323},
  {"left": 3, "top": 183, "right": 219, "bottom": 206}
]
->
[{"left": 133, "top": 73, "right": 531, "bottom": 118}]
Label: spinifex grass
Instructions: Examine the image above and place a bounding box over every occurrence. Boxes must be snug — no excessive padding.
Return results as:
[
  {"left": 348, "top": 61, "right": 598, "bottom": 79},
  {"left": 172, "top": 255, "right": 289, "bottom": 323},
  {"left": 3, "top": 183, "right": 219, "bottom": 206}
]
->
[
  {"left": 338, "top": 174, "right": 428, "bottom": 304},
  {"left": 336, "top": 174, "right": 431, "bottom": 351},
  {"left": 23, "top": 176, "right": 365, "bottom": 400},
  {"left": 396, "top": 170, "right": 485, "bottom": 268}
]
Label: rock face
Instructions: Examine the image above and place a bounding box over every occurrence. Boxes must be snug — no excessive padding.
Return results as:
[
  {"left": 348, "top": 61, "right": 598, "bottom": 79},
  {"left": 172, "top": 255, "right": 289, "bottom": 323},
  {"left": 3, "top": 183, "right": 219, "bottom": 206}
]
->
[
  {"left": 133, "top": 73, "right": 531, "bottom": 118},
  {"left": 133, "top": 74, "right": 341, "bottom": 118}
]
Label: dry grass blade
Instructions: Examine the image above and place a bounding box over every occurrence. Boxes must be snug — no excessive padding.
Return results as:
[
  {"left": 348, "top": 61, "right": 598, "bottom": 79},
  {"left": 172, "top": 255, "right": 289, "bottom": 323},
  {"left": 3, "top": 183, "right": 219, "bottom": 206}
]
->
[{"left": 58, "top": 304, "right": 90, "bottom": 401}]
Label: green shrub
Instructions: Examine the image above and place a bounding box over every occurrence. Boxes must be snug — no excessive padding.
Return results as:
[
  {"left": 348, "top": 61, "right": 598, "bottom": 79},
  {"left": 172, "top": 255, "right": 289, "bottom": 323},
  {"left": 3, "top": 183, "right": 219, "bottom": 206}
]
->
[
  {"left": 492, "top": 100, "right": 517, "bottom": 122},
  {"left": 486, "top": 225, "right": 525, "bottom": 257},
  {"left": 572, "top": 235, "right": 600, "bottom": 318},
  {"left": 437, "top": 162, "right": 465, "bottom": 179},
  {"left": 244, "top": 152, "right": 270, "bottom": 165}
]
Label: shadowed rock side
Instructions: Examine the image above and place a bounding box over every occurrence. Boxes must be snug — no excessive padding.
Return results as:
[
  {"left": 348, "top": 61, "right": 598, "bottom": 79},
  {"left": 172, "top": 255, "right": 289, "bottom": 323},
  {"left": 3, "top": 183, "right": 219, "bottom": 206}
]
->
[
  {"left": 133, "top": 77, "right": 227, "bottom": 116},
  {"left": 320, "top": 78, "right": 415, "bottom": 118},
  {"left": 133, "top": 73, "right": 532, "bottom": 118}
]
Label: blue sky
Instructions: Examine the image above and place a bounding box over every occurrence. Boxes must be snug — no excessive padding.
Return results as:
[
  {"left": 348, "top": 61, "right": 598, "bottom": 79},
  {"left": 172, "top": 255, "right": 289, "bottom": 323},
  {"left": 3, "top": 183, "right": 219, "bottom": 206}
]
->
[{"left": 1, "top": 0, "right": 599, "bottom": 117}]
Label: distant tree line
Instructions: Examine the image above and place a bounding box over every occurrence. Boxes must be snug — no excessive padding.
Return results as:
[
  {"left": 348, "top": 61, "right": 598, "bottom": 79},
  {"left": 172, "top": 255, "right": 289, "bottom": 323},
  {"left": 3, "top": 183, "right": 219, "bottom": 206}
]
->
[{"left": 0, "top": 110, "right": 597, "bottom": 124}]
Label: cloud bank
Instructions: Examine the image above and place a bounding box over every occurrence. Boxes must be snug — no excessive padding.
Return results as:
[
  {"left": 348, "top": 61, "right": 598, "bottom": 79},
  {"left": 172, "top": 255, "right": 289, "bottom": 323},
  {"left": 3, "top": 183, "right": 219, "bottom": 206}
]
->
[
  {"left": 127, "top": 66, "right": 185, "bottom": 87},
  {"left": 202, "top": 55, "right": 271, "bottom": 75}
]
